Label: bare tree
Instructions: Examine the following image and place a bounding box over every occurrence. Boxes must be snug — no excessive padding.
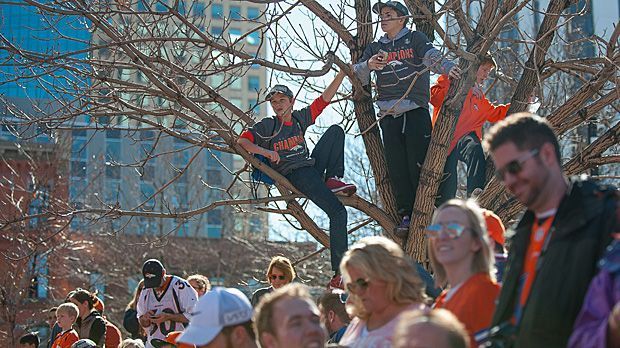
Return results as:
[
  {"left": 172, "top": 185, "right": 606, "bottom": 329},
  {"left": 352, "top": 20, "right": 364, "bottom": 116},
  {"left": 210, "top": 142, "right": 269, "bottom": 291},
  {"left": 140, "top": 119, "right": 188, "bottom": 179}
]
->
[{"left": 0, "top": 0, "right": 617, "bottom": 270}]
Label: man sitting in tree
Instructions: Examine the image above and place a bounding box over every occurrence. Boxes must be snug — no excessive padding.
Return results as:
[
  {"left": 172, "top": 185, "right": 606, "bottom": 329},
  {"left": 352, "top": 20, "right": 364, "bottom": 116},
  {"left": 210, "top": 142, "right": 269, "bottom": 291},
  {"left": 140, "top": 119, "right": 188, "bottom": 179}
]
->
[{"left": 238, "top": 71, "right": 355, "bottom": 287}]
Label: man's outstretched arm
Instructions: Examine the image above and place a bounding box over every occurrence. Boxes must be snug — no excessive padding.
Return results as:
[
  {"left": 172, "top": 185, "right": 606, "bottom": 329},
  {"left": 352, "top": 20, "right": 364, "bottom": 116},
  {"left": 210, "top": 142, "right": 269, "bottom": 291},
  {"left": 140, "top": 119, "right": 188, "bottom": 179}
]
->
[{"left": 321, "top": 70, "right": 346, "bottom": 103}]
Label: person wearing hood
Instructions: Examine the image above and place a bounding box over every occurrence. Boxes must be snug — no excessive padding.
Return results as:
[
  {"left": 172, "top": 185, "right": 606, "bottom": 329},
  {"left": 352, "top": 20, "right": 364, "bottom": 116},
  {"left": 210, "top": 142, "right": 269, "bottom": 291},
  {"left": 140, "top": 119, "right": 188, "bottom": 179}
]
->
[{"left": 353, "top": 1, "right": 461, "bottom": 234}]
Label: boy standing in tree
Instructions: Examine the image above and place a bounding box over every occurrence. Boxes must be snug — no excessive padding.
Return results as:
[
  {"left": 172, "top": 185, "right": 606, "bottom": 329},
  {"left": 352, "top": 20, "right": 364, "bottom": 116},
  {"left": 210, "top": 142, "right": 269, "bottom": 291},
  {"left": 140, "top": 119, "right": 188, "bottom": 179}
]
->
[{"left": 431, "top": 54, "right": 510, "bottom": 205}]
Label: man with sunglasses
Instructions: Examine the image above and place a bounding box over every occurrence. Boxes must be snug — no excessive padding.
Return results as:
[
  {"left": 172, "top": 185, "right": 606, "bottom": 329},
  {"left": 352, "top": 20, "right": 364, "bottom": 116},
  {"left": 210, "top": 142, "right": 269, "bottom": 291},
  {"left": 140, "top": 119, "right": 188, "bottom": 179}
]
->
[{"left": 483, "top": 112, "right": 618, "bottom": 348}]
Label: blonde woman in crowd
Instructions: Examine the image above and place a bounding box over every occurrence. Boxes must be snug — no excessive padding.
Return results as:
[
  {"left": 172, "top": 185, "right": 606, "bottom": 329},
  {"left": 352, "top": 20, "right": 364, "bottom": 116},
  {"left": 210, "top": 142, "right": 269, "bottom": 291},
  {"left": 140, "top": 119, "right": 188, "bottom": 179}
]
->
[
  {"left": 339, "top": 236, "right": 427, "bottom": 347},
  {"left": 187, "top": 274, "right": 211, "bottom": 297},
  {"left": 428, "top": 199, "right": 500, "bottom": 346}
]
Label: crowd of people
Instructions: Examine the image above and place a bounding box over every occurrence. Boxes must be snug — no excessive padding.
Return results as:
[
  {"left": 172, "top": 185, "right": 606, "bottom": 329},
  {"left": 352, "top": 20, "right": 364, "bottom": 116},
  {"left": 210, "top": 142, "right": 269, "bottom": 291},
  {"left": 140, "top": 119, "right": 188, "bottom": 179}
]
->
[{"left": 18, "top": 0, "right": 619, "bottom": 347}]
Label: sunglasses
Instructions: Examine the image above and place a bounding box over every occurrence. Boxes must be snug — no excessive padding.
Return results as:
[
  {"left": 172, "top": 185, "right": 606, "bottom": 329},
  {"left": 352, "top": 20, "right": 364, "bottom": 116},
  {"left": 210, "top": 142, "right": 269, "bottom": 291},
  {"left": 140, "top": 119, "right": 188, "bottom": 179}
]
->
[
  {"left": 346, "top": 278, "right": 370, "bottom": 294},
  {"left": 270, "top": 275, "right": 287, "bottom": 281},
  {"left": 426, "top": 223, "right": 468, "bottom": 239},
  {"left": 495, "top": 148, "right": 539, "bottom": 181}
]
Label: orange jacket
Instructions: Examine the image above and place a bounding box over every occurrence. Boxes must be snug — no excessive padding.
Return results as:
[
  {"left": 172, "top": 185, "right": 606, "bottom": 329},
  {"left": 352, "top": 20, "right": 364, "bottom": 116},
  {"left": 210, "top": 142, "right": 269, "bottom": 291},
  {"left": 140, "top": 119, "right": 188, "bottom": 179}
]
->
[
  {"left": 51, "top": 329, "right": 79, "bottom": 348},
  {"left": 434, "top": 273, "right": 500, "bottom": 347},
  {"left": 430, "top": 75, "right": 509, "bottom": 153}
]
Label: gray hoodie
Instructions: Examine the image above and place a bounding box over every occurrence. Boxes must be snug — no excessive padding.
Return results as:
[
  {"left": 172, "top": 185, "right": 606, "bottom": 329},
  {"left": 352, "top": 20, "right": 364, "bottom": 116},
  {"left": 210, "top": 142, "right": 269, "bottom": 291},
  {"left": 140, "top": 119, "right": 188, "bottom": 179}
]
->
[{"left": 353, "top": 28, "right": 455, "bottom": 116}]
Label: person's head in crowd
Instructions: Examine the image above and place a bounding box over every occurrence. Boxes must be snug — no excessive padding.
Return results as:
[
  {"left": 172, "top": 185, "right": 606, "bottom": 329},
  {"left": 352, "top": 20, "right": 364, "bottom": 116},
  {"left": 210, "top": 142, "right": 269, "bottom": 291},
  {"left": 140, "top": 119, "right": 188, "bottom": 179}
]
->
[
  {"left": 476, "top": 53, "right": 497, "bottom": 85},
  {"left": 393, "top": 309, "right": 470, "bottom": 348},
  {"left": 56, "top": 302, "right": 80, "bottom": 331},
  {"left": 66, "top": 288, "right": 97, "bottom": 320},
  {"left": 340, "top": 236, "right": 427, "bottom": 321},
  {"left": 71, "top": 339, "right": 97, "bottom": 348},
  {"left": 177, "top": 287, "right": 256, "bottom": 348},
  {"left": 119, "top": 338, "right": 145, "bottom": 348},
  {"left": 266, "top": 256, "right": 296, "bottom": 290},
  {"left": 482, "top": 208, "right": 506, "bottom": 253},
  {"left": 484, "top": 113, "right": 565, "bottom": 214},
  {"left": 187, "top": 274, "right": 211, "bottom": 297},
  {"left": 127, "top": 279, "right": 145, "bottom": 310},
  {"left": 317, "top": 291, "right": 350, "bottom": 336},
  {"left": 142, "top": 259, "right": 167, "bottom": 289},
  {"left": 46, "top": 306, "right": 58, "bottom": 328},
  {"left": 372, "top": 1, "right": 410, "bottom": 37},
  {"left": 254, "top": 283, "right": 326, "bottom": 348},
  {"left": 18, "top": 332, "right": 39, "bottom": 348},
  {"left": 428, "top": 199, "right": 495, "bottom": 288}
]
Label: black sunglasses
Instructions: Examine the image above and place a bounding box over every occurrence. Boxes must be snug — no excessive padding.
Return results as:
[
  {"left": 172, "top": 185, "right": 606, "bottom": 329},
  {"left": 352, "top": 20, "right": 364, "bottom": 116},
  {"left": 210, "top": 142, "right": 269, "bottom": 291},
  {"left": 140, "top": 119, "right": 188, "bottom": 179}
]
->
[
  {"left": 495, "top": 148, "right": 539, "bottom": 181},
  {"left": 346, "top": 278, "right": 370, "bottom": 294},
  {"left": 270, "top": 275, "right": 287, "bottom": 281}
]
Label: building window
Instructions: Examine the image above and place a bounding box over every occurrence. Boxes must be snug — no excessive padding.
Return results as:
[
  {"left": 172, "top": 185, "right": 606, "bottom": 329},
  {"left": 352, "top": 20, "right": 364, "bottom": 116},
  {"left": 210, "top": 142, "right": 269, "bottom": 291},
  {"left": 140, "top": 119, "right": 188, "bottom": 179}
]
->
[
  {"left": 248, "top": 76, "right": 260, "bottom": 91},
  {"left": 105, "top": 141, "right": 121, "bottom": 161},
  {"left": 207, "top": 169, "right": 222, "bottom": 185},
  {"left": 106, "top": 129, "right": 121, "bottom": 138},
  {"left": 247, "top": 7, "right": 260, "bottom": 19},
  {"left": 229, "top": 6, "right": 241, "bottom": 20},
  {"left": 210, "top": 73, "right": 224, "bottom": 87},
  {"left": 28, "top": 253, "right": 48, "bottom": 299},
  {"left": 211, "top": 26, "right": 223, "bottom": 38},
  {"left": 230, "top": 76, "right": 242, "bottom": 90},
  {"left": 141, "top": 164, "right": 155, "bottom": 182},
  {"left": 136, "top": 0, "right": 147, "bottom": 11},
  {"left": 71, "top": 161, "right": 87, "bottom": 178},
  {"left": 28, "top": 185, "right": 50, "bottom": 228},
  {"left": 246, "top": 31, "right": 260, "bottom": 46},
  {"left": 249, "top": 99, "right": 260, "bottom": 114},
  {"left": 155, "top": 1, "right": 167, "bottom": 12},
  {"left": 72, "top": 138, "right": 88, "bottom": 159},
  {"left": 193, "top": 1, "right": 205, "bottom": 16},
  {"left": 229, "top": 28, "right": 241, "bottom": 42},
  {"left": 106, "top": 165, "right": 121, "bottom": 180},
  {"left": 211, "top": 3, "right": 223, "bottom": 19},
  {"left": 250, "top": 216, "right": 262, "bottom": 233},
  {"left": 208, "top": 209, "right": 222, "bottom": 225},
  {"left": 140, "top": 183, "right": 156, "bottom": 209},
  {"left": 230, "top": 98, "right": 243, "bottom": 109}
]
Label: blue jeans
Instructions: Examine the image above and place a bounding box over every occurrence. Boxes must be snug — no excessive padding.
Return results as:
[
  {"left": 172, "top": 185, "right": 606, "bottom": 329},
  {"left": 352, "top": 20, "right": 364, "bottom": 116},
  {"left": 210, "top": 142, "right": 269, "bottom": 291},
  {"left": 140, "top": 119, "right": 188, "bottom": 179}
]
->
[{"left": 286, "top": 126, "right": 348, "bottom": 272}]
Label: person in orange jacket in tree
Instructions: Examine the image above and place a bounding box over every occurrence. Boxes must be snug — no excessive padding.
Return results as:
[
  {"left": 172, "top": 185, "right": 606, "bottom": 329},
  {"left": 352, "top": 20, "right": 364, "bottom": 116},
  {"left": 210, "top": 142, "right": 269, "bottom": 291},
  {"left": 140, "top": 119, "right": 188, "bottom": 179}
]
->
[{"left": 431, "top": 54, "right": 509, "bottom": 205}]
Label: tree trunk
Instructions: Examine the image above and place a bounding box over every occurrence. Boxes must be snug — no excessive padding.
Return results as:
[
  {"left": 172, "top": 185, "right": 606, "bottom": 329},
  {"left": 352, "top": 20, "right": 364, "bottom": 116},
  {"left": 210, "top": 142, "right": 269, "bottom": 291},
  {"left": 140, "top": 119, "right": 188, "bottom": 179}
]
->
[{"left": 405, "top": 61, "right": 479, "bottom": 261}]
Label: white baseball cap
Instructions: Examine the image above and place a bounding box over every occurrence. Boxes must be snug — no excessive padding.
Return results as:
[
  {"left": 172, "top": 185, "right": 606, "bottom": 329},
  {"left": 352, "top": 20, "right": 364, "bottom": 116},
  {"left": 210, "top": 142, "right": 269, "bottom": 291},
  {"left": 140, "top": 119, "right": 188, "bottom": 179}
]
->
[{"left": 177, "top": 287, "right": 253, "bottom": 345}]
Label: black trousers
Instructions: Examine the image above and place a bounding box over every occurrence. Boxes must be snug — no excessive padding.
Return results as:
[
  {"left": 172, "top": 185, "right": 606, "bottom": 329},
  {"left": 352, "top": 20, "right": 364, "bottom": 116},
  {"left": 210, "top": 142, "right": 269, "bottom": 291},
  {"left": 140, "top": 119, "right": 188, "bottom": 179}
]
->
[
  {"left": 436, "top": 132, "right": 487, "bottom": 206},
  {"left": 380, "top": 108, "right": 432, "bottom": 217}
]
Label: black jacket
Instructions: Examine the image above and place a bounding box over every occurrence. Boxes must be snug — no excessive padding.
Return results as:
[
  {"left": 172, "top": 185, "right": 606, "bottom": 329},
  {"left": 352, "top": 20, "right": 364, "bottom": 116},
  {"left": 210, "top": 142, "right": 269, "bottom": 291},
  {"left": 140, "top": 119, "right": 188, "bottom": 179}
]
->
[
  {"left": 74, "top": 310, "right": 106, "bottom": 347},
  {"left": 491, "top": 178, "right": 618, "bottom": 348}
]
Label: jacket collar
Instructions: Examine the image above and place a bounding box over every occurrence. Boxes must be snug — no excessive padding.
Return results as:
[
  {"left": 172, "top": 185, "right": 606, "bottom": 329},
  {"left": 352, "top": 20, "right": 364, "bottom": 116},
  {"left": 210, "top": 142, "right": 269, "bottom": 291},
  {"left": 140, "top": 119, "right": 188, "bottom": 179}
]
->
[{"left": 379, "top": 27, "right": 410, "bottom": 43}]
